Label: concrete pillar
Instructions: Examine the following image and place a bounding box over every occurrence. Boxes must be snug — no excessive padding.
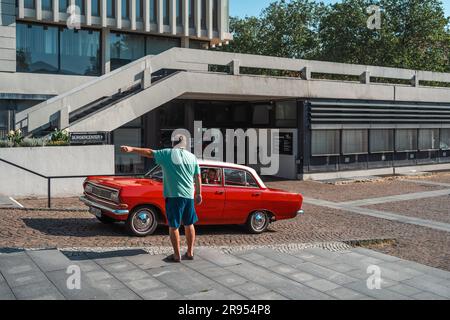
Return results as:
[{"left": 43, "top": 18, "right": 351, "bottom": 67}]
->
[
  {"left": 53, "top": 0, "right": 59, "bottom": 22},
  {"left": 195, "top": 0, "right": 201, "bottom": 37},
  {"left": 183, "top": 0, "right": 189, "bottom": 36},
  {"left": 181, "top": 36, "right": 189, "bottom": 48},
  {"left": 86, "top": 0, "right": 92, "bottom": 25},
  {"left": 229, "top": 59, "right": 240, "bottom": 75},
  {"left": 142, "top": 59, "right": 152, "bottom": 89},
  {"left": 170, "top": 0, "right": 176, "bottom": 34},
  {"left": 18, "top": 0, "right": 25, "bottom": 19},
  {"left": 206, "top": 0, "right": 212, "bottom": 39},
  {"left": 116, "top": 0, "right": 122, "bottom": 28},
  {"left": 102, "top": 28, "right": 111, "bottom": 74},
  {"left": 59, "top": 105, "right": 69, "bottom": 130},
  {"left": 300, "top": 67, "right": 311, "bottom": 80},
  {"left": 101, "top": 0, "right": 107, "bottom": 27},
  {"left": 360, "top": 71, "right": 370, "bottom": 84},
  {"left": 158, "top": 0, "right": 163, "bottom": 33},
  {"left": 412, "top": 73, "right": 419, "bottom": 87},
  {"left": 143, "top": 0, "right": 150, "bottom": 31},
  {"left": 36, "top": 0, "right": 42, "bottom": 20},
  {"left": 131, "top": 0, "right": 137, "bottom": 30}
]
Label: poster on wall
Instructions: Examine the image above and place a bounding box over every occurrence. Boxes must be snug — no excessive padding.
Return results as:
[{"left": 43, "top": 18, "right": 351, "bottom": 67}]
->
[{"left": 278, "top": 132, "right": 294, "bottom": 155}]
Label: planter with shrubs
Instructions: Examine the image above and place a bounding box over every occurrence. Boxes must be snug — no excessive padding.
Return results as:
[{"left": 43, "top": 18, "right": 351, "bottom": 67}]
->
[{"left": 0, "top": 129, "right": 70, "bottom": 148}]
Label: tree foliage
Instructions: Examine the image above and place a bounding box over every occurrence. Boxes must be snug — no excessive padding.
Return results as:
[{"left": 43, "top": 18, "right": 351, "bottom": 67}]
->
[{"left": 221, "top": 0, "right": 450, "bottom": 72}]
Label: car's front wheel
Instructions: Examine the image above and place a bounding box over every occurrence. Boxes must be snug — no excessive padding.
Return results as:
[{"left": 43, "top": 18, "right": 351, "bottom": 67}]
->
[
  {"left": 246, "top": 211, "right": 270, "bottom": 234},
  {"left": 125, "top": 206, "right": 158, "bottom": 237}
]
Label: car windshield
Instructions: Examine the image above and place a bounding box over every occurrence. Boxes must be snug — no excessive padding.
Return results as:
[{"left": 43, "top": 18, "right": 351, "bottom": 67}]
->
[{"left": 145, "top": 165, "right": 163, "bottom": 181}]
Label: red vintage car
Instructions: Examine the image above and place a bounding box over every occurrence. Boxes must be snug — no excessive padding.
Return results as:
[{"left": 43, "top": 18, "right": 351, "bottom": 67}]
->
[{"left": 80, "top": 161, "right": 304, "bottom": 237}]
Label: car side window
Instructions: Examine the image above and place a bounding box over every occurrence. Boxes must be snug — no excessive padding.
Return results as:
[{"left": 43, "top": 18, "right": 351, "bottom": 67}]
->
[
  {"left": 224, "top": 169, "right": 259, "bottom": 188},
  {"left": 201, "top": 167, "right": 222, "bottom": 186}
]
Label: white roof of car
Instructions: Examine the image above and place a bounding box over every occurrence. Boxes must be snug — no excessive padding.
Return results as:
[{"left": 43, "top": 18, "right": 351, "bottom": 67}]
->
[{"left": 198, "top": 160, "right": 267, "bottom": 189}]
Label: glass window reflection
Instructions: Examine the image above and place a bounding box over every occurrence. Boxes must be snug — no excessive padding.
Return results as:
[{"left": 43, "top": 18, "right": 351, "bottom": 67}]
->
[
  {"left": 110, "top": 32, "right": 146, "bottom": 70},
  {"left": 146, "top": 35, "right": 180, "bottom": 55},
  {"left": 60, "top": 29, "right": 101, "bottom": 76},
  {"left": 16, "top": 23, "right": 59, "bottom": 73}
]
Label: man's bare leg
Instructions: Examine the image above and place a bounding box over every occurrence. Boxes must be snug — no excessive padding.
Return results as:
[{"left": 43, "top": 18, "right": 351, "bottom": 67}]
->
[
  {"left": 184, "top": 225, "right": 196, "bottom": 257},
  {"left": 169, "top": 228, "right": 181, "bottom": 261}
]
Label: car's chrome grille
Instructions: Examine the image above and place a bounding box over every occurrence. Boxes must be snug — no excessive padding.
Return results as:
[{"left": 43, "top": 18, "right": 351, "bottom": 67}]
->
[{"left": 88, "top": 184, "right": 113, "bottom": 201}]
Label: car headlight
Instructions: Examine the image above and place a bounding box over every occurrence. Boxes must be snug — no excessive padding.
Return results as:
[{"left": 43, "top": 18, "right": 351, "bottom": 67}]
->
[
  {"left": 110, "top": 191, "right": 120, "bottom": 203},
  {"left": 85, "top": 184, "right": 93, "bottom": 194}
]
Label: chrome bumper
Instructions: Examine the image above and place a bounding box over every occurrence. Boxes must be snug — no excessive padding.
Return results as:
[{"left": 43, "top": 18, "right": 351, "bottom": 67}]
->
[
  {"left": 79, "top": 196, "right": 129, "bottom": 215},
  {"left": 297, "top": 210, "right": 305, "bottom": 216}
]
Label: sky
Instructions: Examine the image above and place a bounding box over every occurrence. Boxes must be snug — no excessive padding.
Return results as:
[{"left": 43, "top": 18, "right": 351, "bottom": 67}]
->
[{"left": 230, "top": 0, "right": 450, "bottom": 18}]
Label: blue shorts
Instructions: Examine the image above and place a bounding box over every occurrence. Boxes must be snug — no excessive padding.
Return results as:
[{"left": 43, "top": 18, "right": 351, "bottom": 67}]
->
[{"left": 165, "top": 197, "right": 198, "bottom": 229}]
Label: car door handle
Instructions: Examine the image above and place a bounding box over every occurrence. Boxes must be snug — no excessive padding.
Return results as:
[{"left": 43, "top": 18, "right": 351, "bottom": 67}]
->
[
  {"left": 215, "top": 191, "right": 224, "bottom": 195},
  {"left": 252, "top": 193, "right": 262, "bottom": 197}
]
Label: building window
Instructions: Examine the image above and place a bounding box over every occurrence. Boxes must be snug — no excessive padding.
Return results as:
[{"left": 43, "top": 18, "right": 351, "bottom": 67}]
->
[
  {"left": 146, "top": 35, "right": 180, "bottom": 55},
  {"left": 59, "top": 0, "right": 68, "bottom": 13},
  {"left": 189, "top": 0, "right": 195, "bottom": 28},
  {"left": 396, "top": 129, "right": 418, "bottom": 152},
  {"left": 275, "top": 101, "right": 297, "bottom": 127},
  {"left": 212, "top": 0, "right": 218, "bottom": 31},
  {"left": 136, "top": 0, "right": 143, "bottom": 19},
  {"left": 91, "top": 0, "right": 100, "bottom": 16},
  {"left": 16, "top": 22, "right": 100, "bottom": 76},
  {"left": 107, "top": 0, "right": 115, "bottom": 18},
  {"left": 252, "top": 105, "right": 270, "bottom": 126},
  {"left": 201, "top": 0, "right": 206, "bottom": 29},
  {"left": 75, "top": 0, "right": 85, "bottom": 15},
  {"left": 370, "top": 129, "right": 394, "bottom": 153},
  {"left": 24, "top": 0, "right": 35, "bottom": 9},
  {"left": 311, "top": 130, "right": 340, "bottom": 156},
  {"left": 110, "top": 32, "right": 146, "bottom": 70},
  {"left": 189, "top": 39, "right": 209, "bottom": 50},
  {"left": 42, "top": 0, "right": 52, "bottom": 10},
  {"left": 122, "top": 0, "right": 130, "bottom": 19},
  {"left": 150, "top": 0, "right": 157, "bottom": 23},
  {"left": 60, "top": 28, "right": 101, "bottom": 76},
  {"left": 176, "top": 0, "right": 183, "bottom": 26},
  {"left": 16, "top": 23, "right": 59, "bottom": 73},
  {"left": 163, "top": 0, "right": 170, "bottom": 25},
  {"left": 342, "top": 130, "right": 368, "bottom": 155},
  {"left": 418, "top": 129, "right": 439, "bottom": 151},
  {"left": 441, "top": 129, "right": 450, "bottom": 150}
]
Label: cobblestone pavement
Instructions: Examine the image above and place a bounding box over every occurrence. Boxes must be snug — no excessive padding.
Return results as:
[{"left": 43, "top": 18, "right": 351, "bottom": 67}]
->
[
  {"left": 0, "top": 174, "right": 449, "bottom": 273},
  {"left": 1, "top": 247, "right": 449, "bottom": 300},
  {"left": 365, "top": 196, "right": 450, "bottom": 224}
]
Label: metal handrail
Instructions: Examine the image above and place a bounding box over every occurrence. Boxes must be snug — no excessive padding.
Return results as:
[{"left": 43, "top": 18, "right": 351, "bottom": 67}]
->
[{"left": 0, "top": 157, "right": 137, "bottom": 209}]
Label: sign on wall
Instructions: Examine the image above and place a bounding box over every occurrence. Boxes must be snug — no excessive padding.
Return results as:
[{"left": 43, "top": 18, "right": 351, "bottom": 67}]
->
[
  {"left": 277, "top": 132, "right": 294, "bottom": 155},
  {"left": 69, "top": 132, "right": 110, "bottom": 145}
]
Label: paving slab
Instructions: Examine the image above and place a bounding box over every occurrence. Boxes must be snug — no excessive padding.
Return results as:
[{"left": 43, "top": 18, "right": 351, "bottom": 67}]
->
[
  {"left": 402, "top": 277, "right": 450, "bottom": 298},
  {"left": 0, "top": 282, "right": 15, "bottom": 300},
  {"left": 27, "top": 250, "right": 73, "bottom": 272},
  {"left": 197, "top": 248, "right": 244, "bottom": 267},
  {"left": 139, "top": 287, "right": 183, "bottom": 300},
  {"left": 303, "top": 279, "right": 341, "bottom": 292},
  {"left": 12, "top": 280, "right": 65, "bottom": 300},
  {"left": 411, "top": 292, "right": 447, "bottom": 300},
  {"left": 326, "top": 287, "right": 371, "bottom": 300},
  {"left": 125, "top": 254, "right": 174, "bottom": 270},
  {"left": 343, "top": 281, "right": 413, "bottom": 300}
]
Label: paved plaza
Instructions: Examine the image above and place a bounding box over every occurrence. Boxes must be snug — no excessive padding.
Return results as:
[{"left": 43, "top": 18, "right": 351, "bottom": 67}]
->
[
  {"left": 0, "top": 173, "right": 449, "bottom": 300},
  {"left": 0, "top": 247, "right": 449, "bottom": 300}
]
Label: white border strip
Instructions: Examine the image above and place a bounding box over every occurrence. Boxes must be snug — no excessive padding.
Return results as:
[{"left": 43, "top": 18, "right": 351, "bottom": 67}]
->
[{"left": 9, "top": 197, "right": 24, "bottom": 208}]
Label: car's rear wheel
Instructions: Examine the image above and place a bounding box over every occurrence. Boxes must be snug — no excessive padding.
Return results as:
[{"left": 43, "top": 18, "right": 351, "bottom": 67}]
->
[
  {"left": 246, "top": 211, "right": 270, "bottom": 234},
  {"left": 125, "top": 206, "right": 158, "bottom": 237},
  {"left": 96, "top": 215, "right": 117, "bottom": 224}
]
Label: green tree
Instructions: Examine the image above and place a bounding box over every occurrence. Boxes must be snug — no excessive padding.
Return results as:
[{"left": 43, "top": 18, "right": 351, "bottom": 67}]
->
[
  {"left": 318, "top": 0, "right": 450, "bottom": 72},
  {"left": 222, "top": 0, "right": 450, "bottom": 72}
]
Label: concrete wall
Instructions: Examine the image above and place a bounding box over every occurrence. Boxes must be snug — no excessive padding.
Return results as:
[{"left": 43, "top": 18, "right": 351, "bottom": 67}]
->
[
  {"left": 0, "top": 0, "right": 15, "bottom": 72},
  {"left": 0, "top": 145, "right": 115, "bottom": 198}
]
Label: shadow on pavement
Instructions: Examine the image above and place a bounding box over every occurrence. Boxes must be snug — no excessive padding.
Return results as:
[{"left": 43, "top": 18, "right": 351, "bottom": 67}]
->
[{"left": 21, "top": 218, "right": 255, "bottom": 237}]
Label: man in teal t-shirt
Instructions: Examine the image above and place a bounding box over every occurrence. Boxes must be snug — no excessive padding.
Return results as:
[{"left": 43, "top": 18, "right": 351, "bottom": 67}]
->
[{"left": 121, "top": 135, "right": 202, "bottom": 263}]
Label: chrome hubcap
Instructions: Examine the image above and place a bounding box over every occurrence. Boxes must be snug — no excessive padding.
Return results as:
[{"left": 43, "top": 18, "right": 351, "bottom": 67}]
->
[
  {"left": 132, "top": 209, "right": 154, "bottom": 232},
  {"left": 251, "top": 212, "right": 267, "bottom": 231}
]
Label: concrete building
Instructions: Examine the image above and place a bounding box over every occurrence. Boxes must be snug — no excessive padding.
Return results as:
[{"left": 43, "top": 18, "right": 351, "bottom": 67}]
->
[{"left": 1, "top": 0, "right": 450, "bottom": 180}]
